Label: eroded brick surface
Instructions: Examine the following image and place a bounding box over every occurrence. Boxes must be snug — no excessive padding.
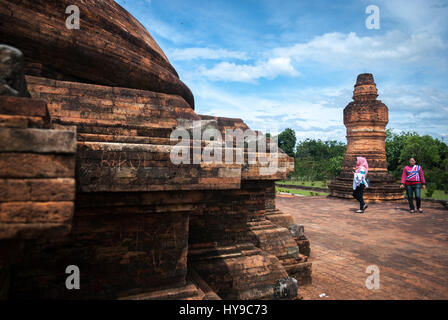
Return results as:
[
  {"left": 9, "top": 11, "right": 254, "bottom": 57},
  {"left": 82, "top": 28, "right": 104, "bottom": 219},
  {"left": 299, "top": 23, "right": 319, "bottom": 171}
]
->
[{"left": 0, "top": 0, "right": 308, "bottom": 299}]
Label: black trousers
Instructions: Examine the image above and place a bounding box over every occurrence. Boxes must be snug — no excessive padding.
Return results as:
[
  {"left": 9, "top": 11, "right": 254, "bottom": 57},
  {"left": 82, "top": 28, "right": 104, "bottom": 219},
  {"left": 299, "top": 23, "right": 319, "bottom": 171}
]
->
[{"left": 353, "top": 184, "right": 365, "bottom": 210}]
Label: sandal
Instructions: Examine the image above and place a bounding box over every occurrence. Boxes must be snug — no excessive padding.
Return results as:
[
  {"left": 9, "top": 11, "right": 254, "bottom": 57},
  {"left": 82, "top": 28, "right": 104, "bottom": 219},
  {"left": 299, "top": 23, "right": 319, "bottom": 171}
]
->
[
  {"left": 410, "top": 210, "right": 415, "bottom": 213},
  {"left": 355, "top": 210, "right": 364, "bottom": 213},
  {"left": 363, "top": 204, "right": 369, "bottom": 211},
  {"left": 418, "top": 208, "right": 424, "bottom": 213}
]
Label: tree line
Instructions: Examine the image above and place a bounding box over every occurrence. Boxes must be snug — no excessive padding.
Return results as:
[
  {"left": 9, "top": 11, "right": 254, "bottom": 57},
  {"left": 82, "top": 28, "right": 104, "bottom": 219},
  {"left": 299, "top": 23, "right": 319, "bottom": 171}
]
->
[{"left": 277, "top": 128, "right": 448, "bottom": 192}]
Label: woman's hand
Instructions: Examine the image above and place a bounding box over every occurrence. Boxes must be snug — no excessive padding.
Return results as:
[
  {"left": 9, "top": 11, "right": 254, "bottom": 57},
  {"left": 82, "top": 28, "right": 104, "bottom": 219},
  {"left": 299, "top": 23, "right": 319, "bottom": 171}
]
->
[
  {"left": 423, "top": 184, "right": 426, "bottom": 190},
  {"left": 400, "top": 184, "right": 404, "bottom": 189}
]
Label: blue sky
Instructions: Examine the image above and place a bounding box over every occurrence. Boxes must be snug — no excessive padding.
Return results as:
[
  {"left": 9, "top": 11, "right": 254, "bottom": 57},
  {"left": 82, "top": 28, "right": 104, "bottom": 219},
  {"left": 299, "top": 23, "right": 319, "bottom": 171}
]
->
[{"left": 117, "top": 0, "right": 448, "bottom": 142}]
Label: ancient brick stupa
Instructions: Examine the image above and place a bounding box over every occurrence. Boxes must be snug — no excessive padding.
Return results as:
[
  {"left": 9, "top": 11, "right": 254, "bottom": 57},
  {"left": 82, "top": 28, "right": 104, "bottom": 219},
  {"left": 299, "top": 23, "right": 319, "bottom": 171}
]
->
[
  {"left": 0, "top": 0, "right": 311, "bottom": 299},
  {"left": 328, "top": 73, "right": 403, "bottom": 201}
]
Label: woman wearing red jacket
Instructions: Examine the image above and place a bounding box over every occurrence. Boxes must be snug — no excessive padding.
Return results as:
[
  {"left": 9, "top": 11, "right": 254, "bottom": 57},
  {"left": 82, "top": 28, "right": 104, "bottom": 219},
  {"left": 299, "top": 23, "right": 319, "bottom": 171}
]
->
[{"left": 400, "top": 157, "right": 426, "bottom": 213}]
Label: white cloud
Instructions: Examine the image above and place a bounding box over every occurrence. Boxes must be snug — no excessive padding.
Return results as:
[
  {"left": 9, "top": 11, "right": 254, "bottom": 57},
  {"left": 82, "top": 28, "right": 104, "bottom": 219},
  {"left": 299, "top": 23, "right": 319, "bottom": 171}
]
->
[
  {"left": 199, "top": 57, "right": 299, "bottom": 82},
  {"left": 192, "top": 81, "right": 448, "bottom": 142},
  {"left": 119, "top": 0, "right": 448, "bottom": 140},
  {"left": 192, "top": 82, "right": 347, "bottom": 140},
  {"left": 271, "top": 31, "right": 446, "bottom": 69},
  {"left": 180, "top": 30, "right": 446, "bottom": 83},
  {"left": 168, "top": 47, "right": 248, "bottom": 61},
  {"left": 377, "top": 0, "right": 448, "bottom": 35}
]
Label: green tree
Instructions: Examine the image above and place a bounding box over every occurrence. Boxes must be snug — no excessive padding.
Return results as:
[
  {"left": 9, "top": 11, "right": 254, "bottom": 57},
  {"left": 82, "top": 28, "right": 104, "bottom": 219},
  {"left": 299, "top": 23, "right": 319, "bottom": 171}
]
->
[
  {"left": 386, "top": 129, "right": 448, "bottom": 190},
  {"left": 426, "top": 183, "right": 436, "bottom": 198},
  {"left": 399, "top": 135, "right": 440, "bottom": 169},
  {"left": 327, "top": 155, "right": 345, "bottom": 178},
  {"left": 278, "top": 128, "right": 296, "bottom": 157},
  {"left": 294, "top": 139, "right": 346, "bottom": 180},
  {"left": 385, "top": 129, "right": 417, "bottom": 174},
  {"left": 296, "top": 139, "right": 345, "bottom": 160}
]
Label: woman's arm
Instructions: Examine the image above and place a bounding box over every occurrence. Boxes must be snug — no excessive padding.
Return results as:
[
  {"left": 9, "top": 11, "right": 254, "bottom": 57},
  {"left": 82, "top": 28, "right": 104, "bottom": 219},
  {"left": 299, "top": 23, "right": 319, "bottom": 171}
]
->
[
  {"left": 419, "top": 167, "right": 426, "bottom": 187},
  {"left": 363, "top": 175, "right": 369, "bottom": 188}
]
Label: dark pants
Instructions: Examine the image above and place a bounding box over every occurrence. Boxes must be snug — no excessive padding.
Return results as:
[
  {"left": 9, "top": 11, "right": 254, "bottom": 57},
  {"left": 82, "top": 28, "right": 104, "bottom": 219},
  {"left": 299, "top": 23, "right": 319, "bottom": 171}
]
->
[
  {"left": 353, "top": 184, "right": 365, "bottom": 210},
  {"left": 405, "top": 184, "right": 422, "bottom": 210}
]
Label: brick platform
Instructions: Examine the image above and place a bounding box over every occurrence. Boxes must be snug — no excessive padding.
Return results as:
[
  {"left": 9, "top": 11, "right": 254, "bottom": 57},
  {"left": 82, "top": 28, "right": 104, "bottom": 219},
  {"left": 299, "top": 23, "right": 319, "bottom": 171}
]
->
[{"left": 277, "top": 195, "right": 448, "bottom": 299}]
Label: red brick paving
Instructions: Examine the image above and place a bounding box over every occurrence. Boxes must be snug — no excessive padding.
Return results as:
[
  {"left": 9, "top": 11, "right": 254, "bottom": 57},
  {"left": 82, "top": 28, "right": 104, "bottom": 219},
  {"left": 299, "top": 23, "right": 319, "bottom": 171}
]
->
[{"left": 276, "top": 195, "right": 448, "bottom": 300}]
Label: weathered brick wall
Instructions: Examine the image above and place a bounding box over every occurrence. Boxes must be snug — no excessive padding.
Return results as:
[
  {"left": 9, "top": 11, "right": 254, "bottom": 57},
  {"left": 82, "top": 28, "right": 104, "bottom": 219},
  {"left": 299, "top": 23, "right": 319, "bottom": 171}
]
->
[
  {"left": 1, "top": 76, "right": 301, "bottom": 299},
  {"left": 10, "top": 210, "right": 189, "bottom": 299},
  {"left": 9, "top": 181, "right": 310, "bottom": 299},
  {"left": 0, "top": 96, "right": 76, "bottom": 240},
  {"left": 1, "top": 0, "right": 310, "bottom": 299}
]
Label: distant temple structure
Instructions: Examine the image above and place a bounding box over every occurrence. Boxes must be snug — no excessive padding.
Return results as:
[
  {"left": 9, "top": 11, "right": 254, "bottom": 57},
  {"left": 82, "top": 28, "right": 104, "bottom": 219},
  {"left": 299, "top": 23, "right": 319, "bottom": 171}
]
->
[
  {"left": 329, "top": 73, "right": 403, "bottom": 201},
  {"left": 0, "top": 0, "right": 310, "bottom": 299}
]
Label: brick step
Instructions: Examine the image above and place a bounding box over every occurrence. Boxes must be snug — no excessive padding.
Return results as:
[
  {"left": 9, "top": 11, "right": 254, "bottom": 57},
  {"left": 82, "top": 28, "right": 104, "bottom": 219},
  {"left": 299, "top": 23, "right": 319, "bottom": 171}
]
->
[
  {"left": 279, "top": 254, "right": 308, "bottom": 265},
  {"left": 188, "top": 269, "right": 221, "bottom": 300},
  {"left": 191, "top": 250, "right": 288, "bottom": 300},
  {"left": 282, "top": 262, "right": 312, "bottom": 286},
  {"left": 246, "top": 221, "right": 274, "bottom": 230},
  {"left": 78, "top": 133, "right": 263, "bottom": 149},
  {"left": 118, "top": 283, "right": 201, "bottom": 300},
  {"left": 189, "top": 246, "right": 261, "bottom": 261},
  {"left": 265, "top": 209, "right": 282, "bottom": 213},
  {"left": 196, "top": 261, "right": 287, "bottom": 286},
  {"left": 264, "top": 210, "right": 295, "bottom": 228},
  {"left": 248, "top": 225, "right": 292, "bottom": 235},
  {"left": 189, "top": 243, "right": 256, "bottom": 255},
  {"left": 52, "top": 117, "right": 177, "bottom": 131},
  {"left": 72, "top": 123, "right": 174, "bottom": 138}
]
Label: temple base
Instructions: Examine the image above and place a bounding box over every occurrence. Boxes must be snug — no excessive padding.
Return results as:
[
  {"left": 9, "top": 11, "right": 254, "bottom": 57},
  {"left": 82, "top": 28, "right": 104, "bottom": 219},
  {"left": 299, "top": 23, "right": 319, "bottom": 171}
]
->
[{"left": 329, "top": 172, "right": 404, "bottom": 201}]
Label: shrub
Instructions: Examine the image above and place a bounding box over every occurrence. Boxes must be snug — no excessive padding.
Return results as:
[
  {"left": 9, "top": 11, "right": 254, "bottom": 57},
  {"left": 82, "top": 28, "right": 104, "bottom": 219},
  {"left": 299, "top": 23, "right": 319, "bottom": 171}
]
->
[{"left": 426, "top": 183, "right": 436, "bottom": 198}]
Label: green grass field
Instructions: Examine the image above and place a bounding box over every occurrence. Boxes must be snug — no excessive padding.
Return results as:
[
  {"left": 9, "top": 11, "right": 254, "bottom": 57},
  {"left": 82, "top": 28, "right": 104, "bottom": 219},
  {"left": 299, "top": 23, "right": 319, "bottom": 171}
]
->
[
  {"left": 276, "top": 180, "right": 448, "bottom": 200},
  {"left": 421, "top": 189, "right": 448, "bottom": 200},
  {"left": 276, "top": 187, "right": 329, "bottom": 196},
  {"left": 276, "top": 180, "right": 329, "bottom": 188}
]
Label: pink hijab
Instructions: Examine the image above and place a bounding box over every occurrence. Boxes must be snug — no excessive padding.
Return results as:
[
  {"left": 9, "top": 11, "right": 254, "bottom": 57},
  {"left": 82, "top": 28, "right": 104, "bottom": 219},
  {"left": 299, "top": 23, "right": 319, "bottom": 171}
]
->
[{"left": 355, "top": 157, "right": 369, "bottom": 176}]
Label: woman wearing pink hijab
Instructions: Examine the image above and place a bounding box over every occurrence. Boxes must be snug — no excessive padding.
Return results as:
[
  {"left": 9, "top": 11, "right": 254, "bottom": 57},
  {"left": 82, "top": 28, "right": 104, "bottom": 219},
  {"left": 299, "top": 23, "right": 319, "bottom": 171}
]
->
[{"left": 352, "top": 157, "right": 369, "bottom": 213}]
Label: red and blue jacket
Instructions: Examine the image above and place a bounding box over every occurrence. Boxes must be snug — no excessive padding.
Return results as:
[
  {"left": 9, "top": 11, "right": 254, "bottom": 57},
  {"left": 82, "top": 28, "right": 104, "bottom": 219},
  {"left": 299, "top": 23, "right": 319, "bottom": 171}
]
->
[{"left": 401, "top": 165, "right": 426, "bottom": 185}]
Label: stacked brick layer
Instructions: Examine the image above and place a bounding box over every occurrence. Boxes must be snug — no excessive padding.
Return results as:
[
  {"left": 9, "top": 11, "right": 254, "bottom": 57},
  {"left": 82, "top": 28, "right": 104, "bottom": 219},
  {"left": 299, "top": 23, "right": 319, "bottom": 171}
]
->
[
  {"left": 0, "top": 0, "right": 311, "bottom": 299},
  {"left": 0, "top": 96, "right": 76, "bottom": 240},
  {"left": 0, "top": 0, "right": 194, "bottom": 108},
  {"left": 0, "top": 76, "right": 309, "bottom": 299},
  {"left": 0, "top": 95, "right": 76, "bottom": 298}
]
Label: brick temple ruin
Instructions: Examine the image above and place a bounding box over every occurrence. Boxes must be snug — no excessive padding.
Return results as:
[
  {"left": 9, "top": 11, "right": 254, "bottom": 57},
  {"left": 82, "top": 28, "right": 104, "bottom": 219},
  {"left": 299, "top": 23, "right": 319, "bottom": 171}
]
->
[
  {"left": 0, "top": 0, "right": 311, "bottom": 299},
  {"left": 329, "top": 73, "right": 403, "bottom": 201}
]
